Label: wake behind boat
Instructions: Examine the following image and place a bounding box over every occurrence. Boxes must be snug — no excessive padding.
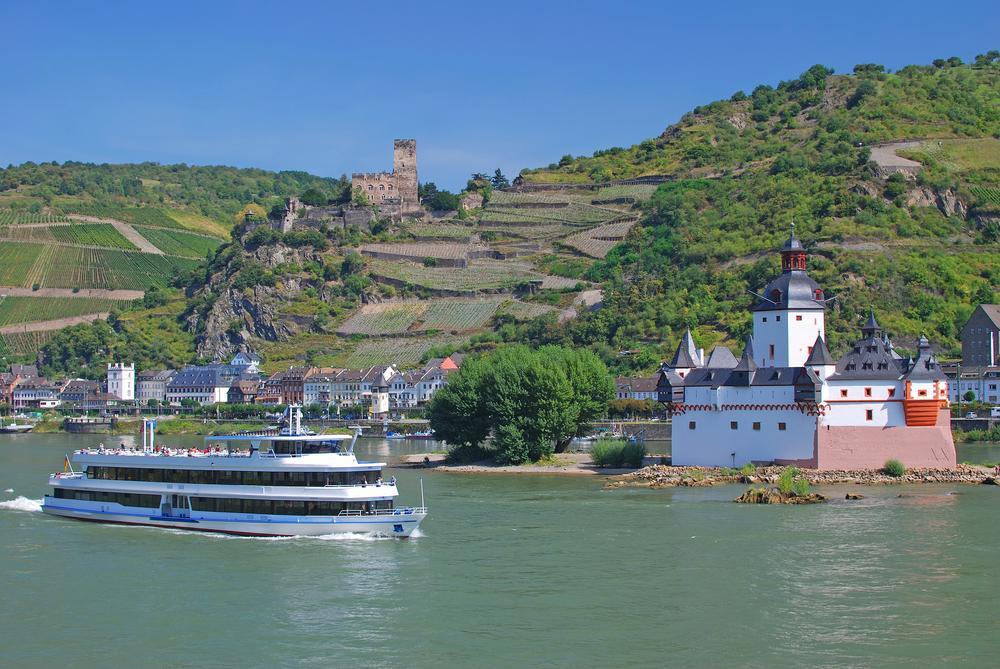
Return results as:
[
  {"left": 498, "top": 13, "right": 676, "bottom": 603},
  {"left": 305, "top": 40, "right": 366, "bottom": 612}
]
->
[{"left": 41, "top": 406, "right": 427, "bottom": 537}]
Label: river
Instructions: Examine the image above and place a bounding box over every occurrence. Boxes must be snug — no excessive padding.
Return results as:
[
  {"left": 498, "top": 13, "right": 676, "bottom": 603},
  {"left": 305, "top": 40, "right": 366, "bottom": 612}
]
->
[{"left": 1, "top": 434, "right": 998, "bottom": 668}]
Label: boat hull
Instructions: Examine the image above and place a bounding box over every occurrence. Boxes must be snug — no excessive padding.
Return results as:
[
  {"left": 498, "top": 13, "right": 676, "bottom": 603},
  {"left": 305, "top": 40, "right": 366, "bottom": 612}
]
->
[{"left": 41, "top": 498, "right": 425, "bottom": 538}]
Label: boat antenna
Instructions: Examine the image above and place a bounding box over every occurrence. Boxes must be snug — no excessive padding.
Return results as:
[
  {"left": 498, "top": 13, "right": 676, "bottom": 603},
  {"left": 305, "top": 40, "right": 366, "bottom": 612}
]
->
[{"left": 420, "top": 478, "right": 425, "bottom": 509}]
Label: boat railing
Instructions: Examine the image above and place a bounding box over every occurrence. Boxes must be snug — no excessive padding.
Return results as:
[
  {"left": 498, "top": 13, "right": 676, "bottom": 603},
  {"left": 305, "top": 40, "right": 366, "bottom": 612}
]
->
[
  {"left": 49, "top": 472, "right": 85, "bottom": 480},
  {"left": 337, "top": 507, "right": 427, "bottom": 517}
]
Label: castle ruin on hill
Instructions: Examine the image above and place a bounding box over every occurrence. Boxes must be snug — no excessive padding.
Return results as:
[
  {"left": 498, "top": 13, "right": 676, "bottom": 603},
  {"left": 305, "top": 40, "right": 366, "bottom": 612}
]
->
[{"left": 351, "top": 139, "right": 420, "bottom": 215}]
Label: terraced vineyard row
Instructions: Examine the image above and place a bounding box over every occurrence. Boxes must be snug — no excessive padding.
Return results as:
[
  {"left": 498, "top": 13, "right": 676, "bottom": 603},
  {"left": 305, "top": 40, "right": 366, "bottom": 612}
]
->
[
  {"left": 337, "top": 302, "right": 427, "bottom": 335},
  {"left": 60, "top": 203, "right": 187, "bottom": 230},
  {"left": 134, "top": 226, "right": 223, "bottom": 258},
  {"left": 0, "top": 242, "right": 198, "bottom": 290},
  {"left": 0, "top": 296, "right": 135, "bottom": 327},
  {"left": 50, "top": 223, "right": 139, "bottom": 250},
  {"left": 343, "top": 335, "right": 469, "bottom": 368},
  {"left": 562, "top": 219, "right": 638, "bottom": 258},
  {"left": 0, "top": 331, "right": 55, "bottom": 356},
  {"left": 970, "top": 186, "right": 1000, "bottom": 209},
  {"left": 360, "top": 241, "right": 470, "bottom": 261},
  {"left": 405, "top": 223, "right": 475, "bottom": 239},
  {"left": 369, "top": 258, "right": 579, "bottom": 293},
  {"left": 0, "top": 211, "right": 70, "bottom": 225}
]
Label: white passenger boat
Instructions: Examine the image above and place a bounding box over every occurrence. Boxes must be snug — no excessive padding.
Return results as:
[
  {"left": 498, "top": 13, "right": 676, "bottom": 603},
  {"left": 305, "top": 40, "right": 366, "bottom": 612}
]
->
[{"left": 41, "top": 406, "right": 427, "bottom": 537}]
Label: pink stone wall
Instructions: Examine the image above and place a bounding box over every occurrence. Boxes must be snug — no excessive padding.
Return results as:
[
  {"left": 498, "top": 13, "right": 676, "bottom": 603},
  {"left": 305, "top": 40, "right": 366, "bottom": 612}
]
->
[{"left": 815, "top": 409, "right": 956, "bottom": 470}]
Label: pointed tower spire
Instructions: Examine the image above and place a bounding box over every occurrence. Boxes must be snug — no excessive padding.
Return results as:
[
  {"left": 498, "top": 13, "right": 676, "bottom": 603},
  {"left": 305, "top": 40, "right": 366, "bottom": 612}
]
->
[
  {"left": 668, "top": 328, "right": 701, "bottom": 369},
  {"left": 805, "top": 334, "right": 835, "bottom": 366},
  {"left": 733, "top": 336, "right": 757, "bottom": 372},
  {"left": 861, "top": 307, "right": 882, "bottom": 338}
]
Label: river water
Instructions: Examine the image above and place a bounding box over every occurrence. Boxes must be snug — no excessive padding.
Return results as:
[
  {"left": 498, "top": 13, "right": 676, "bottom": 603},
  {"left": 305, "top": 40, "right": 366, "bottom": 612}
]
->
[{"left": 1, "top": 433, "right": 998, "bottom": 668}]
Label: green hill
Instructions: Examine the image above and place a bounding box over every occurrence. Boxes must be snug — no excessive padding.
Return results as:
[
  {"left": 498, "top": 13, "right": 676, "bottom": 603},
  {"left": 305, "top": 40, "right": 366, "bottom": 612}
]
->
[{"left": 509, "top": 57, "right": 999, "bottom": 369}]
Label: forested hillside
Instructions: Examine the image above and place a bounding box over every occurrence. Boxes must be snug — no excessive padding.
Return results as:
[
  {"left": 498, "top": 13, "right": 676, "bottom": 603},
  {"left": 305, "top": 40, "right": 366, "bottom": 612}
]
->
[{"left": 509, "top": 56, "right": 999, "bottom": 368}]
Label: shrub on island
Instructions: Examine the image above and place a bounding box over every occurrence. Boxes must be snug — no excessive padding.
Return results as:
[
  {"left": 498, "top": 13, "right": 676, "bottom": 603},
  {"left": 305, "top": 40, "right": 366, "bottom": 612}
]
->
[
  {"left": 590, "top": 439, "right": 647, "bottom": 468},
  {"left": 883, "top": 459, "right": 906, "bottom": 477}
]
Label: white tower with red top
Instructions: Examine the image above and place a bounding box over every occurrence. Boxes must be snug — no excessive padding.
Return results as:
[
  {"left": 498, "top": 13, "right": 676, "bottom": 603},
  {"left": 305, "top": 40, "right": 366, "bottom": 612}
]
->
[{"left": 750, "top": 228, "right": 827, "bottom": 368}]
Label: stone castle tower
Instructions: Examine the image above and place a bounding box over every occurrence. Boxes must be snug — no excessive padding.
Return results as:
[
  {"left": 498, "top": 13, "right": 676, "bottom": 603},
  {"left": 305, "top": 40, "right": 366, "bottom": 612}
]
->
[{"left": 351, "top": 139, "right": 420, "bottom": 214}]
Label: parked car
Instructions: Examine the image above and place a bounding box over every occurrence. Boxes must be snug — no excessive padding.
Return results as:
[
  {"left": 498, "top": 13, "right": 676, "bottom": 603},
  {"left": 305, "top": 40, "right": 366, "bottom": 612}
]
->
[{"left": 965, "top": 411, "right": 978, "bottom": 419}]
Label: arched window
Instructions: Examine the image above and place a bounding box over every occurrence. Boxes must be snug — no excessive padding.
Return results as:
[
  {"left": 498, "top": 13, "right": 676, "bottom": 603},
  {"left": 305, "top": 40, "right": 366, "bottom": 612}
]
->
[
  {"left": 770, "top": 288, "right": 782, "bottom": 303},
  {"left": 368, "top": 185, "right": 373, "bottom": 191},
  {"left": 814, "top": 289, "right": 823, "bottom": 300},
  {"left": 380, "top": 184, "right": 385, "bottom": 191}
]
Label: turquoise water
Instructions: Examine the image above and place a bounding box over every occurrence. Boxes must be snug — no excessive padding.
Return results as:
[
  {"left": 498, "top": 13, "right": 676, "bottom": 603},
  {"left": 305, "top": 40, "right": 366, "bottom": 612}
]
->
[{"left": 1, "top": 434, "right": 998, "bottom": 668}]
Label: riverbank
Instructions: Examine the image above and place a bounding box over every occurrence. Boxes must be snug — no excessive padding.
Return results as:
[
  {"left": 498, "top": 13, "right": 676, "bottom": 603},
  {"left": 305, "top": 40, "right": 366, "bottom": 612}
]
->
[
  {"left": 607, "top": 464, "right": 999, "bottom": 489},
  {"left": 400, "top": 452, "right": 641, "bottom": 475}
]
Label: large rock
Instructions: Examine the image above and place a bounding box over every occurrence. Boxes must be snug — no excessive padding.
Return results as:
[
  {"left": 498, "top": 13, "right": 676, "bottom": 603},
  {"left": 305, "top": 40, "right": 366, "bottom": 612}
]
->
[{"left": 734, "top": 487, "right": 827, "bottom": 504}]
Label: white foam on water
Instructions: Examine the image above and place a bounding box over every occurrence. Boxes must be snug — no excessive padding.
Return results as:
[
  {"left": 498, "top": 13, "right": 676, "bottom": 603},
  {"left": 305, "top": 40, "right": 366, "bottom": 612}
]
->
[
  {"left": 4, "top": 488, "right": 14, "bottom": 493},
  {"left": 0, "top": 496, "right": 43, "bottom": 512}
]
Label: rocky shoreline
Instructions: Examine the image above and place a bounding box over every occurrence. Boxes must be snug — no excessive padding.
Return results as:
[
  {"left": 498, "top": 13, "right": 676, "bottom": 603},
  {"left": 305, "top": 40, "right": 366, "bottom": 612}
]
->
[{"left": 606, "top": 464, "right": 999, "bottom": 489}]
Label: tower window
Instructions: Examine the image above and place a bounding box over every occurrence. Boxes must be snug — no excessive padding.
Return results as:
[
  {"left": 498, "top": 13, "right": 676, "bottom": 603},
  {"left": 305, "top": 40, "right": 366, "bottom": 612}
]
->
[
  {"left": 752, "top": 422, "right": 761, "bottom": 431},
  {"left": 688, "top": 421, "right": 696, "bottom": 430},
  {"left": 888, "top": 388, "right": 895, "bottom": 397},
  {"left": 840, "top": 389, "right": 848, "bottom": 398},
  {"left": 865, "top": 409, "right": 873, "bottom": 421},
  {"left": 769, "top": 344, "right": 775, "bottom": 359},
  {"left": 730, "top": 421, "right": 738, "bottom": 430},
  {"left": 778, "top": 422, "right": 786, "bottom": 431},
  {"left": 796, "top": 315, "right": 802, "bottom": 321},
  {"left": 776, "top": 315, "right": 781, "bottom": 322},
  {"left": 864, "top": 387, "right": 872, "bottom": 397}
]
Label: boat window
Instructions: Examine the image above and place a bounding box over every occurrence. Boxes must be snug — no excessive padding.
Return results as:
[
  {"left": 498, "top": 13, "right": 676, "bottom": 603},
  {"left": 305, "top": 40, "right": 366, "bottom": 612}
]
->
[{"left": 53, "top": 488, "right": 160, "bottom": 508}]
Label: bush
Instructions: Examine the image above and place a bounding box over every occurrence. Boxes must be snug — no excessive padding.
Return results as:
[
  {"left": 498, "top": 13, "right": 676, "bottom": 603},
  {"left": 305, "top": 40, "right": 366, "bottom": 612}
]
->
[
  {"left": 884, "top": 459, "right": 906, "bottom": 477},
  {"left": 739, "top": 463, "right": 756, "bottom": 477},
  {"left": 791, "top": 477, "right": 811, "bottom": 496},
  {"left": 590, "top": 439, "right": 646, "bottom": 468},
  {"left": 777, "top": 466, "right": 801, "bottom": 494}
]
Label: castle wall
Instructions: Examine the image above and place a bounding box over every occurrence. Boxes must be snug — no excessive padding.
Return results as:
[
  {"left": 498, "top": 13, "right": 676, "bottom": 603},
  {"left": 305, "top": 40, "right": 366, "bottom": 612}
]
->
[
  {"left": 815, "top": 409, "right": 956, "bottom": 469},
  {"left": 822, "top": 380, "right": 904, "bottom": 427},
  {"left": 349, "top": 139, "right": 420, "bottom": 214},
  {"left": 671, "top": 406, "right": 818, "bottom": 467}
]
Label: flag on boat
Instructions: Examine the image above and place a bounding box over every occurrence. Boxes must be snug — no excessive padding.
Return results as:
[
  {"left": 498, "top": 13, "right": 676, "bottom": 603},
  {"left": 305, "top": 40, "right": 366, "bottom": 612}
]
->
[{"left": 63, "top": 455, "right": 71, "bottom": 473}]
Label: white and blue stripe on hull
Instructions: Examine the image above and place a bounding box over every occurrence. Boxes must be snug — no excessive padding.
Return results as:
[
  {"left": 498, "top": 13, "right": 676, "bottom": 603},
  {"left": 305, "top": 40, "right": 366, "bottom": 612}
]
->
[{"left": 42, "top": 498, "right": 425, "bottom": 538}]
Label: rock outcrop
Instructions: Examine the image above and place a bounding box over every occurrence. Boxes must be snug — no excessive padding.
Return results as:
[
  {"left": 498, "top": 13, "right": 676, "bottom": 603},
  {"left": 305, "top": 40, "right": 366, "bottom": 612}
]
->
[{"left": 734, "top": 487, "right": 827, "bottom": 504}]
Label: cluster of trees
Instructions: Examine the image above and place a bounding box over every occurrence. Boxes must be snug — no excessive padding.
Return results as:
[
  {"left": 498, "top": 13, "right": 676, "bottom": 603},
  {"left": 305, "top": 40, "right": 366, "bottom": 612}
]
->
[
  {"left": 0, "top": 162, "right": 350, "bottom": 223},
  {"left": 428, "top": 345, "right": 615, "bottom": 464}
]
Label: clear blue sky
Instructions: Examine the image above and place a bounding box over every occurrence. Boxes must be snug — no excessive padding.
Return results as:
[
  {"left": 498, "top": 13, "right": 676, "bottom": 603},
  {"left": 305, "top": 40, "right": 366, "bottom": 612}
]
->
[{"left": 2, "top": 0, "right": 997, "bottom": 191}]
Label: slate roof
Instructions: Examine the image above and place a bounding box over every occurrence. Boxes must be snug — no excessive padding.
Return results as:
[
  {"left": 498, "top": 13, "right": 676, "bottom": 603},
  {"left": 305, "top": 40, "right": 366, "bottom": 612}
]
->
[
  {"left": 668, "top": 329, "right": 701, "bottom": 368},
  {"left": 705, "top": 346, "right": 738, "bottom": 369},
  {"left": 828, "top": 314, "right": 904, "bottom": 381},
  {"left": 752, "top": 270, "right": 826, "bottom": 312},
  {"left": 10, "top": 364, "right": 38, "bottom": 378},
  {"left": 976, "top": 304, "right": 1000, "bottom": 328},
  {"left": 903, "top": 334, "right": 947, "bottom": 381},
  {"left": 805, "top": 335, "right": 835, "bottom": 366}
]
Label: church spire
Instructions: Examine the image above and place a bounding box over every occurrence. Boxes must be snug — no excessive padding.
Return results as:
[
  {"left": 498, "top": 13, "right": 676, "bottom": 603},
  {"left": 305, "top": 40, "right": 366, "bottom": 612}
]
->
[
  {"left": 780, "top": 222, "right": 807, "bottom": 271},
  {"left": 861, "top": 307, "right": 882, "bottom": 338}
]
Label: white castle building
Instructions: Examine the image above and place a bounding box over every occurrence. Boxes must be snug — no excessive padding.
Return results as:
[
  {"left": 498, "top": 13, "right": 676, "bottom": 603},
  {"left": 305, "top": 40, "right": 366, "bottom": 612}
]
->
[
  {"left": 107, "top": 363, "right": 135, "bottom": 402},
  {"left": 658, "top": 232, "right": 955, "bottom": 470}
]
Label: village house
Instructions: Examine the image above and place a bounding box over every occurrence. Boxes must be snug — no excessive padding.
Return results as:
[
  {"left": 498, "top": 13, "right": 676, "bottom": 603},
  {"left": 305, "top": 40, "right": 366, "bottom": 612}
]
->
[
  {"left": 942, "top": 305, "right": 1000, "bottom": 406},
  {"left": 13, "top": 377, "right": 67, "bottom": 409},
  {"left": 136, "top": 370, "right": 176, "bottom": 404},
  {"left": 227, "top": 378, "right": 261, "bottom": 404},
  {"left": 615, "top": 376, "right": 659, "bottom": 401},
  {"left": 59, "top": 379, "right": 101, "bottom": 403},
  {"left": 658, "top": 231, "right": 955, "bottom": 470},
  {"left": 0, "top": 372, "right": 23, "bottom": 406}
]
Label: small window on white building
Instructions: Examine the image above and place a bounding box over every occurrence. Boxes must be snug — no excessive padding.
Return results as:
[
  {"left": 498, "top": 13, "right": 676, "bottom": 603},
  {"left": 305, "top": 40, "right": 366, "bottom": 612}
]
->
[
  {"left": 864, "top": 387, "right": 872, "bottom": 397},
  {"left": 730, "top": 421, "right": 738, "bottom": 430},
  {"left": 865, "top": 409, "right": 873, "bottom": 421},
  {"left": 796, "top": 315, "right": 802, "bottom": 321},
  {"left": 752, "top": 422, "right": 760, "bottom": 431},
  {"left": 778, "top": 422, "right": 786, "bottom": 431},
  {"left": 840, "top": 389, "right": 848, "bottom": 398},
  {"left": 688, "top": 421, "right": 696, "bottom": 430}
]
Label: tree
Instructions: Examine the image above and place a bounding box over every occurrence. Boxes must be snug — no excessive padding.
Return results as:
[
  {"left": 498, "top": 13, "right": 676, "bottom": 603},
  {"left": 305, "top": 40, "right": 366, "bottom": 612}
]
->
[
  {"left": 299, "top": 187, "right": 328, "bottom": 206},
  {"left": 963, "top": 391, "right": 976, "bottom": 402},
  {"left": 490, "top": 169, "right": 510, "bottom": 190},
  {"left": 428, "top": 345, "right": 613, "bottom": 464},
  {"left": 341, "top": 252, "right": 365, "bottom": 276},
  {"left": 423, "top": 189, "right": 460, "bottom": 211}
]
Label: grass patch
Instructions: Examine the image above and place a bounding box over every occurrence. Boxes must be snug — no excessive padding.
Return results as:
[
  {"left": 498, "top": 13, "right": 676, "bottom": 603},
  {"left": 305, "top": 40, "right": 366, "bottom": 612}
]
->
[
  {"left": 883, "top": 459, "right": 906, "bottom": 477},
  {"left": 590, "top": 439, "right": 646, "bottom": 468}
]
